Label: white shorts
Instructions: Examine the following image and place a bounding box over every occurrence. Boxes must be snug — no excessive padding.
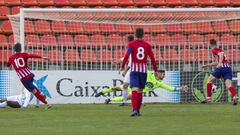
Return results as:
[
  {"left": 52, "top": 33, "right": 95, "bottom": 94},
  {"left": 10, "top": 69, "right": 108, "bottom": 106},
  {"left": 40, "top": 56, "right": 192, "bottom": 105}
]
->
[
  {"left": 6, "top": 95, "right": 22, "bottom": 106},
  {"left": 124, "top": 71, "right": 130, "bottom": 84}
]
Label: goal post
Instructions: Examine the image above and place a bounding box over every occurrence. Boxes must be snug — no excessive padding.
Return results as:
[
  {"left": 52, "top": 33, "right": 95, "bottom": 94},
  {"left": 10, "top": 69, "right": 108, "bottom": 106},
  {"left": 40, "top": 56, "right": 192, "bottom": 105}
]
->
[{"left": 6, "top": 8, "right": 240, "bottom": 103}]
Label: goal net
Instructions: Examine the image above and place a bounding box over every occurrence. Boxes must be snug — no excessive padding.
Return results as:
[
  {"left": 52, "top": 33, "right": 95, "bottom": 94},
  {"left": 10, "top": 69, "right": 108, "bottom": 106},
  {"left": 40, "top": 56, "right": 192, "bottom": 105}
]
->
[{"left": 6, "top": 8, "right": 240, "bottom": 103}]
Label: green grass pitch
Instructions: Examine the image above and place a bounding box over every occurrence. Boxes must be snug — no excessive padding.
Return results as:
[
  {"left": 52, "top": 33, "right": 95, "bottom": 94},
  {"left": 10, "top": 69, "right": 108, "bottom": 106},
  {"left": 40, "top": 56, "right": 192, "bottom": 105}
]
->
[{"left": 0, "top": 103, "right": 240, "bottom": 135}]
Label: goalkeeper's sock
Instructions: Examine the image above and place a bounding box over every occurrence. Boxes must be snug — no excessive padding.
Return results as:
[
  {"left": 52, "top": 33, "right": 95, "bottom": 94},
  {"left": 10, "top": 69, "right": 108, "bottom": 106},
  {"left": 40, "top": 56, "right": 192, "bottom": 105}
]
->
[
  {"left": 0, "top": 101, "right": 7, "bottom": 108},
  {"left": 137, "top": 92, "right": 143, "bottom": 112},
  {"left": 110, "top": 96, "right": 123, "bottom": 102},
  {"left": 229, "top": 86, "right": 236, "bottom": 97},
  {"left": 206, "top": 83, "right": 213, "bottom": 97},
  {"left": 102, "top": 88, "right": 114, "bottom": 94},
  {"left": 34, "top": 88, "right": 48, "bottom": 105},
  {"left": 131, "top": 91, "right": 138, "bottom": 111}
]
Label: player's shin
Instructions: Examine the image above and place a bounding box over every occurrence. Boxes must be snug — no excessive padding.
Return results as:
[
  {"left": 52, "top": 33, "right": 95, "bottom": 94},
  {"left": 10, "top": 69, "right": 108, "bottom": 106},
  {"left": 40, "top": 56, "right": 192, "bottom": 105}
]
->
[
  {"left": 207, "top": 83, "right": 213, "bottom": 98},
  {"left": 33, "top": 88, "right": 48, "bottom": 105},
  {"left": 131, "top": 91, "right": 138, "bottom": 111},
  {"left": 137, "top": 91, "right": 143, "bottom": 112},
  {"left": 229, "top": 86, "right": 237, "bottom": 97}
]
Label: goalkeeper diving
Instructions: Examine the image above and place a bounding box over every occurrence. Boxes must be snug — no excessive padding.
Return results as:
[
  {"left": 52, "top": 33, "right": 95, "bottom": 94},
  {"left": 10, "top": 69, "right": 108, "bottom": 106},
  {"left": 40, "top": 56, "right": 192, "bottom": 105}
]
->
[{"left": 95, "top": 69, "right": 188, "bottom": 104}]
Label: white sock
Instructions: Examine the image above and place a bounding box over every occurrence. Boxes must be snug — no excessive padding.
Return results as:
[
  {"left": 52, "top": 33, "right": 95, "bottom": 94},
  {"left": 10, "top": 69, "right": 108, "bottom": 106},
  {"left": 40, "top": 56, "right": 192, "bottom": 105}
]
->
[
  {"left": 122, "top": 89, "right": 129, "bottom": 103},
  {"left": 0, "top": 101, "right": 7, "bottom": 108}
]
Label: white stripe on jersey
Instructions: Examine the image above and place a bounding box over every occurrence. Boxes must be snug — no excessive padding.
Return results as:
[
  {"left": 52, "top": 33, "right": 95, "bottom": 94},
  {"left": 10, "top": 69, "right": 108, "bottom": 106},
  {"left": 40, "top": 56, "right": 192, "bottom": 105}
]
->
[
  {"left": 135, "top": 63, "right": 138, "bottom": 72},
  {"left": 16, "top": 72, "right": 22, "bottom": 79},
  {"left": 25, "top": 68, "right": 31, "bottom": 74},
  {"left": 22, "top": 69, "right": 28, "bottom": 77},
  {"left": 18, "top": 70, "right": 25, "bottom": 78}
]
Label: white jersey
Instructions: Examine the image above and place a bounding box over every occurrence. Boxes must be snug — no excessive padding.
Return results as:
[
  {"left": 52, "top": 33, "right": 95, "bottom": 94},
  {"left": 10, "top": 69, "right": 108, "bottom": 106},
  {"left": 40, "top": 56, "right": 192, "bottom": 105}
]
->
[{"left": 121, "top": 56, "right": 131, "bottom": 83}]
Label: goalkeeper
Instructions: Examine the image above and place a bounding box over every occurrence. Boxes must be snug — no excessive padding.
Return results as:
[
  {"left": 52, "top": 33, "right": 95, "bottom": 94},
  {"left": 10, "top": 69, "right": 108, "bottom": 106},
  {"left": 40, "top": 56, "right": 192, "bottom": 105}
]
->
[{"left": 95, "top": 69, "right": 188, "bottom": 104}]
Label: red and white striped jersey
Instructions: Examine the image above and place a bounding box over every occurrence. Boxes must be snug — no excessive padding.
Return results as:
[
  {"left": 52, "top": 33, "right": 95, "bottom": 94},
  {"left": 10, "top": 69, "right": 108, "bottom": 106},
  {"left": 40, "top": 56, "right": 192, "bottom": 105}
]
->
[
  {"left": 212, "top": 48, "right": 230, "bottom": 67},
  {"left": 7, "top": 52, "right": 42, "bottom": 81}
]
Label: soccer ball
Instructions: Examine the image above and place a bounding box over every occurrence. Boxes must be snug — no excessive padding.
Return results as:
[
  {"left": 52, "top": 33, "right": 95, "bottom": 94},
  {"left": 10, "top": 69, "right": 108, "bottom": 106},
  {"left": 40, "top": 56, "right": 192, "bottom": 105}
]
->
[{"left": 212, "top": 84, "right": 217, "bottom": 93}]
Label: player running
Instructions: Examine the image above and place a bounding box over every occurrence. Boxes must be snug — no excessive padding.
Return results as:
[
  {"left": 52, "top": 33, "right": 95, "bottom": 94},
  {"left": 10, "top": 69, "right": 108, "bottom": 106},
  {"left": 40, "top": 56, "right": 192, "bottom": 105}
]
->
[
  {"left": 121, "top": 28, "right": 158, "bottom": 116},
  {"left": 202, "top": 39, "right": 238, "bottom": 105},
  {"left": 7, "top": 43, "right": 51, "bottom": 108},
  {"left": 95, "top": 70, "right": 188, "bottom": 104}
]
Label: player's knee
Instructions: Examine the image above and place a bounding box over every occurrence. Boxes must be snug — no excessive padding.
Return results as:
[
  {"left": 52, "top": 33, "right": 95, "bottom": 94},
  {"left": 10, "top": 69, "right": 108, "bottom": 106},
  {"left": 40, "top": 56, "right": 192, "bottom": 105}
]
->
[{"left": 123, "top": 84, "right": 129, "bottom": 89}]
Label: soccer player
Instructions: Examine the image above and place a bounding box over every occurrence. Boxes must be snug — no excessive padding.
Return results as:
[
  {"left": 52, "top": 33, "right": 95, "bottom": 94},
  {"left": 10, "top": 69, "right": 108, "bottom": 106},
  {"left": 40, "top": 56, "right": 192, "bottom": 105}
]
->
[
  {"left": 95, "top": 70, "right": 188, "bottom": 104},
  {"left": 202, "top": 39, "right": 238, "bottom": 105},
  {"left": 96, "top": 35, "right": 134, "bottom": 105},
  {"left": 7, "top": 43, "right": 51, "bottom": 108},
  {"left": 120, "top": 28, "right": 158, "bottom": 116}
]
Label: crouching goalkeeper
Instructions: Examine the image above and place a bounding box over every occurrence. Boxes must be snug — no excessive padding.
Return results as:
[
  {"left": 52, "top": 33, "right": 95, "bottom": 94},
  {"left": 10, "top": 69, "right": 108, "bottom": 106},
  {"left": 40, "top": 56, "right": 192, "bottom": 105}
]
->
[{"left": 95, "top": 69, "right": 188, "bottom": 105}]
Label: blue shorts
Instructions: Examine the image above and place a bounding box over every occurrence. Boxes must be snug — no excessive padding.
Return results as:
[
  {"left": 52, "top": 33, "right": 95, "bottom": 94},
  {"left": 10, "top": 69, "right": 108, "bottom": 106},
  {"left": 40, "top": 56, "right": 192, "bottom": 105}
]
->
[
  {"left": 21, "top": 76, "right": 37, "bottom": 92},
  {"left": 130, "top": 72, "right": 147, "bottom": 89},
  {"left": 211, "top": 67, "right": 232, "bottom": 80}
]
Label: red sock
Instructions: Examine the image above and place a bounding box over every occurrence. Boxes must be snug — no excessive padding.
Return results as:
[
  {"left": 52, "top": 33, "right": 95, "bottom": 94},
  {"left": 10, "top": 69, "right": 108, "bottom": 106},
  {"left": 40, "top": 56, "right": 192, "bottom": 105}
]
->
[
  {"left": 137, "top": 92, "right": 143, "bottom": 112},
  {"left": 34, "top": 88, "right": 48, "bottom": 104},
  {"left": 207, "top": 83, "right": 212, "bottom": 97},
  {"left": 131, "top": 91, "right": 138, "bottom": 111},
  {"left": 229, "top": 87, "right": 236, "bottom": 97}
]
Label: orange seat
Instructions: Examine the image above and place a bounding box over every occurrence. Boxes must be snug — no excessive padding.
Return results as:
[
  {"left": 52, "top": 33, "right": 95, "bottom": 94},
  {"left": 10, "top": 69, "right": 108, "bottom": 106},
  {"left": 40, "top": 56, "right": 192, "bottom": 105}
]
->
[
  {"left": 198, "top": 0, "right": 214, "bottom": 6},
  {"left": 11, "top": 6, "right": 20, "bottom": 14},
  {"left": 48, "top": 50, "right": 63, "bottom": 63},
  {"left": 182, "top": 0, "right": 198, "bottom": 6},
  {"left": 180, "top": 49, "right": 195, "bottom": 62},
  {"left": 141, "top": 12, "right": 158, "bottom": 20},
  {"left": 221, "top": 34, "right": 236, "bottom": 45},
  {"left": 102, "top": 0, "right": 119, "bottom": 6},
  {"left": 54, "top": 0, "right": 70, "bottom": 6},
  {"left": 8, "top": 34, "right": 14, "bottom": 45},
  {"left": 64, "top": 49, "right": 81, "bottom": 62},
  {"left": 0, "top": 50, "right": 12, "bottom": 63},
  {"left": 80, "top": 49, "right": 97, "bottom": 62},
  {"left": 162, "top": 49, "right": 179, "bottom": 62},
  {"left": 0, "top": 35, "right": 8, "bottom": 48},
  {"left": 143, "top": 34, "right": 155, "bottom": 44},
  {"left": 197, "top": 22, "right": 214, "bottom": 33},
  {"left": 22, "top": 0, "right": 38, "bottom": 6},
  {"left": 115, "top": 23, "right": 133, "bottom": 34},
  {"left": 67, "top": 22, "right": 84, "bottom": 34},
  {"left": 38, "top": 0, "right": 54, "bottom": 6},
  {"left": 149, "top": 0, "right": 166, "bottom": 6},
  {"left": 171, "top": 34, "right": 187, "bottom": 46},
  {"left": 40, "top": 35, "right": 57, "bottom": 47},
  {"left": 227, "top": 49, "right": 240, "bottom": 62},
  {"left": 58, "top": 35, "right": 74, "bottom": 47},
  {"left": 204, "top": 34, "right": 219, "bottom": 44},
  {"left": 35, "top": 20, "right": 52, "bottom": 33},
  {"left": 107, "top": 34, "right": 123, "bottom": 46},
  {"left": 134, "top": 0, "right": 151, "bottom": 6},
  {"left": 113, "top": 49, "right": 125, "bottom": 60},
  {"left": 155, "top": 34, "right": 171, "bottom": 47},
  {"left": 229, "top": 20, "right": 240, "bottom": 33},
  {"left": 0, "top": 0, "right": 5, "bottom": 5},
  {"left": 83, "top": 22, "right": 100, "bottom": 34},
  {"left": 182, "top": 23, "right": 198, "bottom": 33},
  {"left": 166, "top": 0, "right": 182, "bottom": 6},
  {"left": 25, "top": 20, "right": 35, "bottom": 33},
  {"left": 69, "top": 0, "right": 87, "bottom": 6},
  {"left": 166, "top": 23, "right": 182, "bottom": 33},
  {"left": 213, "top": 0, "right": 230, "bottom": 6},
  {"left": 74, "top": 35, "right": 90, "bottom": 47},
  {"left": 118, "top": 0, "right": 135, "bottom": 6},
  {"left": 97, "top": 49, "right": 113, "bottom": 62},
  {"left": 150, "top": 25, "right": 166, "bottom": 33},
  {"left": 1, "top": 20, "right": 12, "bottom": 34},
  {"left": 154, "top": 49, "right": 163, "bottom": 62},
  {"left": 0, "top": 6, "right": 10, "bottom": 16},
  {"left": 5, "top": 0, "right": 21, "bottom": 6},
  {"left": 87, "top": 0, "right": 103, "bottom": 6},
  {"left": 231, "top": 0, "right": 240, "bottom": 6},
  {"left": 25, "top": 35, "right": 41, "bottom": 48},
  {"left": 90, "top": 34, "right": 107, "bottom": 46},
  {"left": 188, "top": 34, "right": 204, "bottom": 48},
  {"left": 212, "top": 21, "right": 230, "bottom": 33},
  {"left": 196, "top": 49, "right": 211, "bottom": 62},
  {"left": 99, "top": 23, "right": 115, "bottom": 33},
  {"left": 52, "top": 21, "right": 68, "bottom": 33}
]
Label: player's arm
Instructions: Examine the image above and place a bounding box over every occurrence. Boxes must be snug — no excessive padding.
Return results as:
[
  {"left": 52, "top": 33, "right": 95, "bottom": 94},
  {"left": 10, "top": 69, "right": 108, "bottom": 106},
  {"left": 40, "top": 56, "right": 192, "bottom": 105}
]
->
[
  {"left": 120, "top": 45, "right": 131, "bottom": 71},
  {"left": 27, "top": 54, "right": 50, "bottom": 61},
  {"left": 157, "top": 81, "right": 176, "bottom": 91}
]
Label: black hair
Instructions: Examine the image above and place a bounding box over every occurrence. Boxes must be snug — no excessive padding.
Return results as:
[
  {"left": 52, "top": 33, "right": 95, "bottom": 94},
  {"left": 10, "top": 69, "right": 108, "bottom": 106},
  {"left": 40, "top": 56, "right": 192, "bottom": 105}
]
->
[
  {"left": 210, "top": 39, "right": 217, "bottom": 47},
  {"left": 14, "top": 43, "right": 22, "bottom": 53},
  {"left": 127, "top": 35, "right": 134, "bottom": 42},
  {"left": 158, "top": 69, "right": 165, "bottom": 73},
  {"left": 135, "top": 28, "right": 144, "bottom": 39}
]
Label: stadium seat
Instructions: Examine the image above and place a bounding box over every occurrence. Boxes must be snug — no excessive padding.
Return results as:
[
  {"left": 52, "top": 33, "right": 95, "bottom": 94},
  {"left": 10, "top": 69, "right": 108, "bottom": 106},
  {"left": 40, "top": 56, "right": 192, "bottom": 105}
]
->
[
  {"left": 5, "top": 0, "right": 21, "bottom": 6},
  {"left": 229, "top": 20, "right": 240, "bottom": 33},
  {"left": 80, "top": 49, "right": 97, "bottom": 62},
  {"left": 170, "top": 34, "right": 187, "bottom": 46},
  {"left": 90, "top": 34, "right": 107, "bottom": 46},
  {"left": 166, "top": 23, "right": 182, "bottom": 33},
  {"left": 0, "top": 6, "right": 10, "bottom": 16},
  {"left": 102, "top": 0, "right": 119, "bottom": 6},
  {"left": 11, "top": 6, "right": 20, "bottom": 14},
  {"left": 54, "top": 0, "right": 70, "bottom": 6},
  {"left": 204, "top": 34, "right": 219, "bottom": 43},
  {"left": 0, "top": 0, "right": 5, "bottom": 6},
  {"left": 40, "top": 35, "right": 57, "bottom": 47},
  {"left": 180, "top": 49, "right": 195, "bottom": 62},
  {"left": 97, "top": 49, "right": 113, "bottom": 62},
  {"left": 35, "top": 20, "right": 52, "bottom": 33},
  {"left": 196, "top": 49, "right": 211, "bottom": 62},
  {"left": 154, "top": 49, "right": 163, "bottom": 61},
  {"left": 133, "top": 0, "right": 150, "bottom": 6},
  {"left": 162, "top": 49, "right": 179, "bottom": 62},
  {"left": 38, "top": 0, "right": 54, "bottom": 6},
  {"left": 198, "top": 0, "right": 215, "bottom": 6},
  {"left": 52, "top": 21, "right": 68, "bottom": 33},
  {"left": 83, "top": 22, "right": 100, "bottom": 34},
  {"left": 87, "top": 0, "right": 103, "bottom": 6},
  {"left": 141, "top": 12, "right": 158, "bottom": 20},
  {"left": 188, "top": 34, "right": 204, "bottom": 48},
  {"left": 231, "top": 0, "right": 240, "bottom": 6},
  {"left": 212, "top": 21, "right": 230, "bottom": 33},
  {"left": 67, "top": 22, "right": 84, "bottom": 34},
  {"left": 181, "top": 23, "right": 198, "bottom": 33},
  {"left": 25, "top": 34, "right": 41, "bottom": 48},
  {"left": 149, "top": 0, "right": 166, "bottom": 6},
  {"left": 197, "top": 22, "right": 214, "bottom": 33},
  {"left": 64, "top": 49, "right": 81, "bottom": 62},
  {"left": 165, "top": 0, "right": 182, "bottom": 6},
  {"left": 227, "top": 49, "right": 240, "bottom": 62},
  {"left": 69, "top": 0, "right": 87, "bottom": 6},
  {"left": 48, "top": 50, "right": 63, "bottom": 63},
  {"left": 25, "top": 20, "right": 35, "bottom": 33},
  {"left": 107, "top": 34, "right": 123, "bottom": 46},
  {"left": 113, "top": 49, "right": 125, "bottom": 60},
  {"left": 150, "top": 24, "right": 166, "bottom": 33},
  {"left": 115, "top": 23, "right": 133, "bottom": 34},
  {"left": 74, "top": 35, "right": 90, "bottom": 47},
  {"left": 0, "top": 35, "right": 9, "bottom": 48},
  {"left": 58, "top": 35, "right": 74, "bottom": 48},
  {"left": 143, "top": 34, "right": 155, "bottom": 44},
  {"left": 213, "top": 0, "right": 230, "bottom": 6},
  {"left": 155, "top": 34, "right": 171, "bottom": 47},
  {"left": 182, "top": 0, "right": 198, "bottom": 6},
  {"left": 221, "top": 34, "right": 236, "bottom": 45},
  {"left": 99, "top": 23, "right": 115, "bottom": 33},
  {"left": 1, "top": 20, "right": 13, "bottom": 34},
  {"left": 118, "top": 0, "right": 135, "bottom": 6},
  {"left": 21, "top": 0, "right": 38, "bottom": 6},
  {"left": 204, "top": 12, "right": 222, "bottom": 19},
  {"left": 0, "top": 50, "right": 12, "bottom": 63},
  {"left": 8, "top": 34, "right": 14, "bottom": 44}
]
